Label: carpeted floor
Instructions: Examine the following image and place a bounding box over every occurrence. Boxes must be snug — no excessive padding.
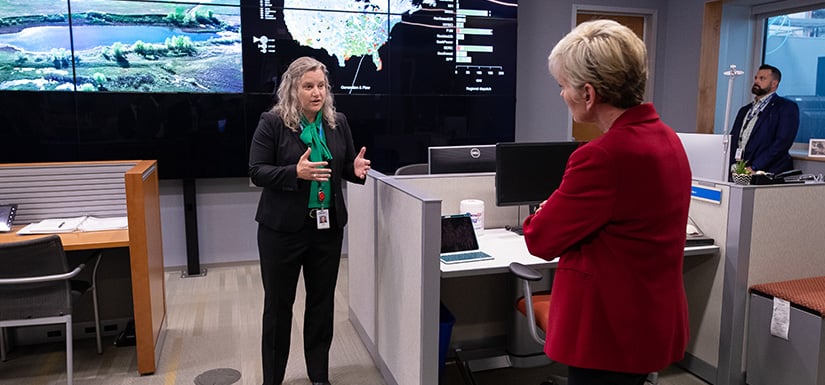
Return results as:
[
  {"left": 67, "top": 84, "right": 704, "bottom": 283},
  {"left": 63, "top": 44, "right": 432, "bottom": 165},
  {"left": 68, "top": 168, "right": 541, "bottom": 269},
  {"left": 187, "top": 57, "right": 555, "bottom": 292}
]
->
[{"left": 0, "top": 260, "right": 710, "bottom": 385}]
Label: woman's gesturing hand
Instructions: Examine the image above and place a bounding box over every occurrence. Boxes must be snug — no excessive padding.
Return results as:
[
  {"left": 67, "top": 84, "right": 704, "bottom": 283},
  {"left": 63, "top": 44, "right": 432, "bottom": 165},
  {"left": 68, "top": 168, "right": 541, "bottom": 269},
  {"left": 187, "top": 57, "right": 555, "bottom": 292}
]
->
[{"left": 297, "top": 148, "right": 330, "bottom": 181}]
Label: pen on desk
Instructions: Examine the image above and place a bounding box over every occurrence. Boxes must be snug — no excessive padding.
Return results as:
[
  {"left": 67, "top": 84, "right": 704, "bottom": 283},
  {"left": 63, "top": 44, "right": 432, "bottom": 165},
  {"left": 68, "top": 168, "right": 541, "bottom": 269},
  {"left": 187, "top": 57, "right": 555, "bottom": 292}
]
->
[{"left": 58, "top": 221, "right": 65, "bottom": 228}]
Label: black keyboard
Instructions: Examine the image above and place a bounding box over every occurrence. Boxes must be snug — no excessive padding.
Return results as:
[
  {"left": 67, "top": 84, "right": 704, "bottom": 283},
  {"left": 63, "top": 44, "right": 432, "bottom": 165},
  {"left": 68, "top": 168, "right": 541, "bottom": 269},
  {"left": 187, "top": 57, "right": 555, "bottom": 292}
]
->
[{"left": 686, "top": 235, "right": 714, "bottom": 247}]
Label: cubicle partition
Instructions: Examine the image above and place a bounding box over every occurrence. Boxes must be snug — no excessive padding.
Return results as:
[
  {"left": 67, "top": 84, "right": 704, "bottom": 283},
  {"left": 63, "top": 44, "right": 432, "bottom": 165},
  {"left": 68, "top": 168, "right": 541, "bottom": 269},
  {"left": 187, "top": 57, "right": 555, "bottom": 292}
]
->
[
  {"left": 683, "top": 180, "right": 731, "bottom": 383},
  {"left": 396, "top": 172, "right": 522, "bottom": 229},
  {"left": 684, "top": 179, "right": 825, "bottom": 385},
  {"left": 347, "top": 171, "right": 442, "bottom": 385},
  {"left": 347, "top": 171, "right": 528, "bottom": 385}
]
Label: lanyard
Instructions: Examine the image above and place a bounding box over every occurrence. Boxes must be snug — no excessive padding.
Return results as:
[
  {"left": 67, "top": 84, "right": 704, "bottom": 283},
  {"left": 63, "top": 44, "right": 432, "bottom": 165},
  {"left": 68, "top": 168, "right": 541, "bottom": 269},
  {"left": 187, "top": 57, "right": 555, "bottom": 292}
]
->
[{"left": 745, "top": 94, "right": 773, "bottom": 124}]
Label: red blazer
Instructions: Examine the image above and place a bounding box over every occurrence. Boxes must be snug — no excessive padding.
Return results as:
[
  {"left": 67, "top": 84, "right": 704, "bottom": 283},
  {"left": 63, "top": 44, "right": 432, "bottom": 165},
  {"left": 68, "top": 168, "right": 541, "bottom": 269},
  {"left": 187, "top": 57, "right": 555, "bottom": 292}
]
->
[{"left": 523, "top": 103, "right": 691, "bottom": 374}]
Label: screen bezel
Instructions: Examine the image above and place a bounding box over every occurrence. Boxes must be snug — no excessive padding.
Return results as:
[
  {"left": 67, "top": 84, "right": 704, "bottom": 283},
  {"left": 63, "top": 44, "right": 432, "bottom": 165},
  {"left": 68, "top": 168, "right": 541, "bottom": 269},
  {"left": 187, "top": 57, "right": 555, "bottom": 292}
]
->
[
  {"left": 428, "top": 144, "right": 497, "bottom": 174},
  {"left": 440, "top": 214, "right": 479, "bottom": 254},
  {"left": 494, "top": 141, "right": 581, "bottom": 207}
]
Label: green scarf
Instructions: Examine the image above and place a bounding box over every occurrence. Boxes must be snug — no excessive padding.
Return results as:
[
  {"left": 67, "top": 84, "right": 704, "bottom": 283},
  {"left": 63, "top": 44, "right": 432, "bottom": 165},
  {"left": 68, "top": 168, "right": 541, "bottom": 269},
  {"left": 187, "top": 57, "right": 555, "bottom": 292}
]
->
[{"left": 300, "top": 112, "right": 333, "bottom": 209}]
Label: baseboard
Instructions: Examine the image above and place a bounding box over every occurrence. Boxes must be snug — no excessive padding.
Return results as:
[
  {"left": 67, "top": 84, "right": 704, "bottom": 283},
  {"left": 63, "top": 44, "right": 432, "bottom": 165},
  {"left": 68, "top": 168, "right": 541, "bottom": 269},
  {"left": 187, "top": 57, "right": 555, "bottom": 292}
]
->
[
  {"left": 678, "top": 352, "right": 717, "bottom": 384},
  {"left": 6, "top": 317, "right": 132, "bottom": 347}
]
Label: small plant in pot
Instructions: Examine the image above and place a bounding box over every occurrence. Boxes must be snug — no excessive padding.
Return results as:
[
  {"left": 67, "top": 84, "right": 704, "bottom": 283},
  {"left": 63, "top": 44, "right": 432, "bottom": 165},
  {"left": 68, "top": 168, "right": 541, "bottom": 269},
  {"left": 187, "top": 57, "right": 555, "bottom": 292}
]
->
[{"left": 731, "top": 160, "right": 752, "bottom": 185}]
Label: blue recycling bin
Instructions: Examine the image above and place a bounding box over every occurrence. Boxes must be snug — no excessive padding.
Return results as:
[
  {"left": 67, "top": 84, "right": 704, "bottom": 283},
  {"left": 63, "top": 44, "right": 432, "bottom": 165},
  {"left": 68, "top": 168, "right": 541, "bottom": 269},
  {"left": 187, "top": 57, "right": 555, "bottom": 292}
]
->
[{"left": 439, "top": 303, "right": 456, "bottom": 380}]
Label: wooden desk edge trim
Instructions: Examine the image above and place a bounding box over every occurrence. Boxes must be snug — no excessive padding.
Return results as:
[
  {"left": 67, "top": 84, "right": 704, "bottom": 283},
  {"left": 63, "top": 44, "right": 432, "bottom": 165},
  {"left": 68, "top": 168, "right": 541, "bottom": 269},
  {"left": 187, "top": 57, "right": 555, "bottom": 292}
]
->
[
  {"left": 0, "top": 160, "right": 142, "bottom": 168},
  {"left": 125, "top": 160, "right": 166, "bottom": 375}
]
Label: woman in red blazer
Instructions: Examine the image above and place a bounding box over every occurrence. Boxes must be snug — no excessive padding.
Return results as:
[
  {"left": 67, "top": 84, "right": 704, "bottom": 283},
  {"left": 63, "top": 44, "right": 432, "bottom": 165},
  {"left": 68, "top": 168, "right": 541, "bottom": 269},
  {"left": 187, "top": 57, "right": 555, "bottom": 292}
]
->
[{"left": 523, "top": 20, "right": 691, "bottom": 385}]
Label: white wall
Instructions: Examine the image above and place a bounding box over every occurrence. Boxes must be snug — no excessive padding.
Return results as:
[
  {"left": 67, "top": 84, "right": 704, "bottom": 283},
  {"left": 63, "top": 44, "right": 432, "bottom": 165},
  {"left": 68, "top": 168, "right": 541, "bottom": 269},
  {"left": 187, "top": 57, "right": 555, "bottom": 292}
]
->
[
  {"left": 515, "top": 0, "right": 708, "bottom": 141},
  {"left": 159, "top": 178, "right": 260, "bottom": 268},
  {"left": 159, "top": 178, "right": 350, "bottom": 268}
]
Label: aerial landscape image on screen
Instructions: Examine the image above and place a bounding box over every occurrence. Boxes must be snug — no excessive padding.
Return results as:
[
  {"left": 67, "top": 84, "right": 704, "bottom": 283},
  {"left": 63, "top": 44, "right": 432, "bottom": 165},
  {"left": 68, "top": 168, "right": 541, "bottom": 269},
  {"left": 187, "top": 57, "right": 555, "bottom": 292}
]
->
[{"left": 0, "top": 0, "right": 242, "bottom": 93}]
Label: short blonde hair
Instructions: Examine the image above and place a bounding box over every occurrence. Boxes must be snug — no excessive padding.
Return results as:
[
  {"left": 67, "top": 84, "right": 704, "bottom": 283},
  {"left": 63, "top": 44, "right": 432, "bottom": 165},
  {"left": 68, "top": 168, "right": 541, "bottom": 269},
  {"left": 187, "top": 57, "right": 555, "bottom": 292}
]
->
[
  {"left": 272, "top": 56, "right": 337, "bottom": 131},
  {"left": 548, "top": 19, "right": 647, "bottom": 108}
]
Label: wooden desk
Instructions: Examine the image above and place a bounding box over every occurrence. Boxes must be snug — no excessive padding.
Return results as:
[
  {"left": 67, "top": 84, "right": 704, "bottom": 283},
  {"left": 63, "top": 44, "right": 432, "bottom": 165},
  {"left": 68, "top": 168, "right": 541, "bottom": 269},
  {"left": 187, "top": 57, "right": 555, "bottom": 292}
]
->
[
  {"left": 0, "top": 227, "right": 129, "bottom": 250},
  {"left": 0, "top": 160, "right": 166, "bottom": 375}
]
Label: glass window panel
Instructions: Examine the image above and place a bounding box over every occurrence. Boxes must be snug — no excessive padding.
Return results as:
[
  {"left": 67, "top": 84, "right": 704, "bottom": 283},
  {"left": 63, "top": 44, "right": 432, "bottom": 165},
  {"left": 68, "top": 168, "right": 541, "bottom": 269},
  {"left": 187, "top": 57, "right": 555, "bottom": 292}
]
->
[{"left": 764, "top": 8, "right": 825, "bottom": 143}]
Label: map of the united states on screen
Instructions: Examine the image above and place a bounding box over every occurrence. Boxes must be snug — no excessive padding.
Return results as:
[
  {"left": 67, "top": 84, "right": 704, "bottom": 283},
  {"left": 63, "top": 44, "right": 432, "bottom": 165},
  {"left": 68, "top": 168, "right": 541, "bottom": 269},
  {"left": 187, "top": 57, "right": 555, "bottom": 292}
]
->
[{"left": 283, "top": 0, "right": 435, "bottom": 70}]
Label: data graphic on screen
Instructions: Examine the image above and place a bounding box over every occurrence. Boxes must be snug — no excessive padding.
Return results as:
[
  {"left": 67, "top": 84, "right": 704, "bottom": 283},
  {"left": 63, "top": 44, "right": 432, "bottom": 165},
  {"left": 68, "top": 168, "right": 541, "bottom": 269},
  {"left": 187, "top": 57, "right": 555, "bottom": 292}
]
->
[
  {"left": 0, "top": 0, "right": 519, "bottom": 179},
  {"left": 0, "top": 0, "right": 243, "bottom": 93},
  {"left": 243, "top": 0, "right": 517, "bottom": 95}
]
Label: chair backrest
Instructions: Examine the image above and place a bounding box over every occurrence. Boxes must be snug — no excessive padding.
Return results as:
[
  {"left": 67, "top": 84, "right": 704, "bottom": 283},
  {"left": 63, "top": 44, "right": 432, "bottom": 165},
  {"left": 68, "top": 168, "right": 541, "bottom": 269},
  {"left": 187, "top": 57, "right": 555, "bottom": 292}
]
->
[
  {"left": 0, "top": 235, "right": 72, "bottom": 321},
  {"left": 395, "top": 163, "right": 429, "bottom": 175}
]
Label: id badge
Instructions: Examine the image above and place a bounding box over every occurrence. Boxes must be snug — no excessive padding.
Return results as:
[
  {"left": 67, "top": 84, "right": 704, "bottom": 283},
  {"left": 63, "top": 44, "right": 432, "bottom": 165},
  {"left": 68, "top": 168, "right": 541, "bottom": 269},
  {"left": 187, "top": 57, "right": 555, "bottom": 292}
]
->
[
  {"left": 316, "top": 209, "right": 330, "bottom": 229},
  {"left": 735, "top": 148, "right": 743, "bottom": 161}
]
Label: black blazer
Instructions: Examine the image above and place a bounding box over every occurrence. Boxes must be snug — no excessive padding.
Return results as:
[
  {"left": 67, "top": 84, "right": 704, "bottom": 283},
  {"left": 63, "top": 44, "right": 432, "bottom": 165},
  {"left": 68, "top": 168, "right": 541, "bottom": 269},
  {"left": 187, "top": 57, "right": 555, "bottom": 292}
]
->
[
  {"left": 249, "top": 111, "right": 365, "bottom": 232},
  {"left": 729, "top": 94, "right": 799, "bottom": 174}
]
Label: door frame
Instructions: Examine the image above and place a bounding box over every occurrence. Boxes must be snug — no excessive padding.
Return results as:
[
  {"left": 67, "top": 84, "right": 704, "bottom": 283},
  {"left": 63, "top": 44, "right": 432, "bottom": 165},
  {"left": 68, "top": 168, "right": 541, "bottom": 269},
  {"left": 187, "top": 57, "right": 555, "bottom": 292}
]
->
[{"left": 567, "top": 5, "right": 659, "bottom": 140}]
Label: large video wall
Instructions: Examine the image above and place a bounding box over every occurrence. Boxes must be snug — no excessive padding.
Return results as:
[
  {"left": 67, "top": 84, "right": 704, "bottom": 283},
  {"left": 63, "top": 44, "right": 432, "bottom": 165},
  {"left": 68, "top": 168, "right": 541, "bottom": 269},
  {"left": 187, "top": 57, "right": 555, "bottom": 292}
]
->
[{"left": 0, "top": 0, "right": 517, "bottom": 178}]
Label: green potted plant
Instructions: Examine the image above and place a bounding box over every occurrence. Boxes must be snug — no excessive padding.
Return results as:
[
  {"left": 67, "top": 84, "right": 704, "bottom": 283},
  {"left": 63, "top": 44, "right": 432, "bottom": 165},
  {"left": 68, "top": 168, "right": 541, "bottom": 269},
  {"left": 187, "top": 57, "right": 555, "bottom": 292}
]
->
[{"left": 731, "top": 160, "right": 752, "bottom": 185}]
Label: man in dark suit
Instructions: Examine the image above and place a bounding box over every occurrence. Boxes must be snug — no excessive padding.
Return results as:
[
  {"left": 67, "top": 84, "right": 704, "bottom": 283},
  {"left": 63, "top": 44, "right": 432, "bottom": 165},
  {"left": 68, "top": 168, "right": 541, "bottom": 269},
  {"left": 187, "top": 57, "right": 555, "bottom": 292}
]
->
[{"left": 729, "top": 64, "right": 799, "bottom": 175}]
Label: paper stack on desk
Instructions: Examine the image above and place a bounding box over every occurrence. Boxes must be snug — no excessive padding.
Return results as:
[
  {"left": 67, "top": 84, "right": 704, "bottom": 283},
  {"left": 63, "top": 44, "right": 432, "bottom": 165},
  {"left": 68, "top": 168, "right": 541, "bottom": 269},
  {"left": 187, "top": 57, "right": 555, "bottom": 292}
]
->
[
  {"left": 17, "top": 216, "right": 128, "bottom": 234},
  {"left": 78, "top": 216, "right": 129, "bottom": 232}
]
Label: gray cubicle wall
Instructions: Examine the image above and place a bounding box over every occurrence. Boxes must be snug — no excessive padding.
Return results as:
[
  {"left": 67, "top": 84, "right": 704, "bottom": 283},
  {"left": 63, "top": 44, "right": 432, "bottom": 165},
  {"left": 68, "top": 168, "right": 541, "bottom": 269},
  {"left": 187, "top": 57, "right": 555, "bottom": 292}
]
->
[
  {"left": 683, "top": 180, "right": 731, "bottom": 383},
  {"left": 685, "top": 180, "right": 825, "bottom": 385},
  {"left": 396, "top": 172, "right": 523, "bottom": 228},
  {"left": 730, "top": 183, "right": 825, "bottom": 385},
  {"left": 347, "top": 175, "right": 378, "bottom": 350},
  {"left": 348, "top": 172, "right": 529, "bottom": 385},
  {"left": 347, "top": 171, "right": 442, "bottom": 385}
]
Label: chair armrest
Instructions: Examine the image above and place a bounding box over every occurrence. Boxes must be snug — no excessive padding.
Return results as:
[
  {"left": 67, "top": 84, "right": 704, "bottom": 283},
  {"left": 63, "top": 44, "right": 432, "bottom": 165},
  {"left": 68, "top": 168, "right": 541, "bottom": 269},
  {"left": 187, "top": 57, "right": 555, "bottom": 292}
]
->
[
  {"left": 509, "top": 262, "right": 543, "bottom": 281},
  {"left": 509, "top": 262, "right": 547, "bottom": 345},
  {"left": 0, "top": 265, "right": 84, "bottom": 285}
]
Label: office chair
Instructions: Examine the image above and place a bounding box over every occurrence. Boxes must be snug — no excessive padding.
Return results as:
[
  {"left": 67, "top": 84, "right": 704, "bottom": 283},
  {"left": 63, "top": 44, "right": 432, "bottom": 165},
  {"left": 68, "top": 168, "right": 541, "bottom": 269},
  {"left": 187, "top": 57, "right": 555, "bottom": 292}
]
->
[
  {"left": 509, "top": 262, "right": 658, "bottom": 385},
  {"left": 394, "top": 163, "right": 429, "bottom": 175},
  {"left": 0, "top": 235, "right": 103, "bottom": 385}
]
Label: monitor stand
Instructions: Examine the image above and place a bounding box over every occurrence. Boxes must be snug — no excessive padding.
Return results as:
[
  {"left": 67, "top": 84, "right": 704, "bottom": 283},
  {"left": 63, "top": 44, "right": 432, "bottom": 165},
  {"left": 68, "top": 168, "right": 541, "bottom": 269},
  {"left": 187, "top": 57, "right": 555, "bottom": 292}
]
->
[
  {"left": 505, "top": 225, "right": 524, "bottom": 235},
  {"left": 505, "top": 204, "right": 540, "bottom": 235}
]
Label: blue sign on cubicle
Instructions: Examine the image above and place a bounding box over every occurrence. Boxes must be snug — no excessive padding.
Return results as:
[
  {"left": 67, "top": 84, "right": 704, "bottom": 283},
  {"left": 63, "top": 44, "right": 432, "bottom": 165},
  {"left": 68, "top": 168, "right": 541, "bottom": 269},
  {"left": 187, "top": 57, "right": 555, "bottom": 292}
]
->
[{"left": 691, "top": 184, "right": 722, "bottom": 204}]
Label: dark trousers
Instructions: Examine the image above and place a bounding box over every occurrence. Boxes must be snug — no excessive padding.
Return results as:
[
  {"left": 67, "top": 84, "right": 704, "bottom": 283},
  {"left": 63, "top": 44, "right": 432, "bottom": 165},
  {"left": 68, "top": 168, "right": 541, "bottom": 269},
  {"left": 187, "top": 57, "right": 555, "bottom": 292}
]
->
[
  {"left": 258, "top": 215, "right": 343, "bottom": 385},
  {"left": 568, "top": 366, "right": 648, "bottom": 385}
]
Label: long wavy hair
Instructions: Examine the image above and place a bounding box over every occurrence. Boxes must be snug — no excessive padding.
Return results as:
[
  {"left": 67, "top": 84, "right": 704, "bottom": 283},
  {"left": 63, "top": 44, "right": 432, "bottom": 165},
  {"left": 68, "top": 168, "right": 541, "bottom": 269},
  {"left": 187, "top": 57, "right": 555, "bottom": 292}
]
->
[{"left": 271, "top": 56, "right": 337, "bottom": 131}]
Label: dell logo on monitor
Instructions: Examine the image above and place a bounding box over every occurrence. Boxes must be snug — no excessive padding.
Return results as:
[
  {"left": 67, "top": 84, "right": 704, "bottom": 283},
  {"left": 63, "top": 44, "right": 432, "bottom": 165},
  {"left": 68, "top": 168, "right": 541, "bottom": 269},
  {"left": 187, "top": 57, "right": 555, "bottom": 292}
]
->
[{"left": 470, "top": 147, "right": 482, "bottom": 159}]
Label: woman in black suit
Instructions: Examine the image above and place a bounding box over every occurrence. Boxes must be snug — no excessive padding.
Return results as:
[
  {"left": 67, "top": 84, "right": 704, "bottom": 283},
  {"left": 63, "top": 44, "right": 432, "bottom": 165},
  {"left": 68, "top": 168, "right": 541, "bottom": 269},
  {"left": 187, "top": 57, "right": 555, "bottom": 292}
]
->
[{"left": 249, "top": 56, "right": 370, "bottom": 385}]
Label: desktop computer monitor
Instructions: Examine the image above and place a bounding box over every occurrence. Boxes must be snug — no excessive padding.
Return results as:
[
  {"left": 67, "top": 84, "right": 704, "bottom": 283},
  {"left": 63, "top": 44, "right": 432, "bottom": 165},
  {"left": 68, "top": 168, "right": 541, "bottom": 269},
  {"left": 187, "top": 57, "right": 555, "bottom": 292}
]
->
[
  {"left": 428, "top": 144, "right": 496, "bottom": 174},
  {"left": 495, "top": 141, "right": 581, "bottom": 208}
]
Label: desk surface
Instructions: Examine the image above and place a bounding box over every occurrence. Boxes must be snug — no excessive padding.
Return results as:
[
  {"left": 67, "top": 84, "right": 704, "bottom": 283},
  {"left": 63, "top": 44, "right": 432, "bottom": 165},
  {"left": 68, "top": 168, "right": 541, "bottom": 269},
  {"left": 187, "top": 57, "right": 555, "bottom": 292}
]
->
[
  {"left": 440, "top": 228, "right": 721, "bottom": 279},
  {"left": 0, "top": 226, "right": 129, "bottom": 251},
  {"left": 440, "top": 228, "right": 557, "bottom": 278}
]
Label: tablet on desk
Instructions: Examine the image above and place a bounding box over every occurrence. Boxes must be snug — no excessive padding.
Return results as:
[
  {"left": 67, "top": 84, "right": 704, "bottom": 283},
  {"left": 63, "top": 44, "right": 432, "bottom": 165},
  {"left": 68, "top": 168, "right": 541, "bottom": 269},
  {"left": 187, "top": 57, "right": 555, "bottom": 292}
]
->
[
  {"left": 0, "top": 204, "right": 16, "bottom": 232},
  {"left": 440, "top": 214, "right": 494, "bottom": 264}
]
